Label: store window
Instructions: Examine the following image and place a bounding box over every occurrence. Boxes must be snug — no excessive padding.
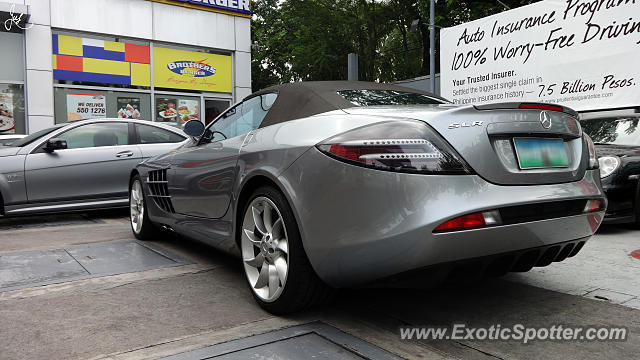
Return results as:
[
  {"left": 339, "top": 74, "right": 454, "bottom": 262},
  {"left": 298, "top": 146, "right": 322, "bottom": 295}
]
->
[
  {"left": 54, "top": 88, "right": 151, "bottom": 123},
  {"left": 205, "top": 99, "right": 230, "bottom": 125},
  {"left": 51, "top": 32, "right": 232, "bottom": 129},
  {"left": 0, "top": 32, "right": 26, "bottom": 134},
  {"left": 0, "top": 84, "right": 25, "bottom": 135},
  {"left": 155, "top": 95, "right": 200, "bottom": 127},
  {"left": 0, "top": 33, "right": 25, "bottom": 82}
]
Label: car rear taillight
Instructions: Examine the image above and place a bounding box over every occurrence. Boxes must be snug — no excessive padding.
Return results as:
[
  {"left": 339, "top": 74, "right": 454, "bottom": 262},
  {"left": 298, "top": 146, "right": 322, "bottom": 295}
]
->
[
  {"left": 317, "top": 121, "right": 473, "bottom": 175},
  {"left": 519, "top": 103, "right": 564, "bottom": 112},
  {"left": 584, "top": 134, "right": 598, "bottom": 170},
  {"left": 433, "top": 210, "right": 502, "bottom": 233},
  {"left": 584, "top": 199, "right": 605, "bottom": 213}
]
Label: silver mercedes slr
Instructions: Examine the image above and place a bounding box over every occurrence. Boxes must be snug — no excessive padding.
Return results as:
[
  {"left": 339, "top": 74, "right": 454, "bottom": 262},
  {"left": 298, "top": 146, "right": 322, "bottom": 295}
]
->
[{"left": 130, "top": 81, "right": 606, "bottom": 314}]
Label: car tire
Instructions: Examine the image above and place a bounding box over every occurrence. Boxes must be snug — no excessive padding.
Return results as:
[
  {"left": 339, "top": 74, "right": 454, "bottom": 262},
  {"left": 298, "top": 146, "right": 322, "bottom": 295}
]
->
[
  {"left": 130, "top": 174, "right": 160, "bottom": 240},
  {"left": 634, "top": 185, "right": 640, "bottom": 229},
  {"left": 239, "top": 185, "right": 333, "bottom": 315}
]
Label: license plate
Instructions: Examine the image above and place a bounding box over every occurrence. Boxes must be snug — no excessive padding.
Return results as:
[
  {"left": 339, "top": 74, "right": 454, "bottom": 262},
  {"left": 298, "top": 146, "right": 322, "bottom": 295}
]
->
[{"left": 513, "top": 138, "right": 569, "bottom": 169}]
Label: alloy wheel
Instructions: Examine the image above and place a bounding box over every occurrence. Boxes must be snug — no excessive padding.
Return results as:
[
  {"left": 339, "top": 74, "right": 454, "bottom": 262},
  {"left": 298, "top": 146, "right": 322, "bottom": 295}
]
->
[
  {"left": 130, "top": 180, "right": 144, "bottom": 234},
  {"left": 241, "top": 196, "right": 290, "bottom": 302}
]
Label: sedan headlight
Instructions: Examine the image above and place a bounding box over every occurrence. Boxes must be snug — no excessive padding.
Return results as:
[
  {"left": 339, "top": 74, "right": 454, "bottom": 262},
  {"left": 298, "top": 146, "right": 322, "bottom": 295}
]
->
[{"left": 598, "top": 156, "right": 620, "bottom": 178}]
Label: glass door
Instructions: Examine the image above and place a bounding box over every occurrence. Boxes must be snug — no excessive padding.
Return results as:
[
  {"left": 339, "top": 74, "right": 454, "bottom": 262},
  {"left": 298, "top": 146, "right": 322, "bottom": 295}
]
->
[{"left": 204, "top": 98, "right": 232, "bottom": 126}]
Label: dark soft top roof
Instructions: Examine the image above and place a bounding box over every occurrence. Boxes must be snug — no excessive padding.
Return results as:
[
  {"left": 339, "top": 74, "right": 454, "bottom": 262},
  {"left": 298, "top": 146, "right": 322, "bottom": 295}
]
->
[{"left": 246, "top": 81, "right": 448, "bottom": 128}]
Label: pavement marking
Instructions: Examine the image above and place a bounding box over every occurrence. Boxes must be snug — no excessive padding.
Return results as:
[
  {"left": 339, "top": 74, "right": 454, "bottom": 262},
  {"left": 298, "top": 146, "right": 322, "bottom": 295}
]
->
[
  {"left": 0, "top": 263, "right": 214, "bottom": 301},
  {"left": 87, "top": 317, "right": 304, "bottom": 360},
  {"left": 0, "top": 248, "right": 89, "bottom": 290},
  {"left": 321, "top": 310, "right": 454, "bottom": 360},
  {"left": 0, "top": 240, "right": 194, "bottom": 292},
  {"left": 632, "top": 250, "right": 640, "bottom": 260},
  {"left": 154, "top": 321, "right": 404, "bottom": 360},
  {"left": 89, "top": 315, "right": 452, "bottom": 360},
  {"left": 621, "top": 298, "right": 640, "bottom": 310},
  {"left": 585, "top": 288, "right": 637, "bottom": 305}
]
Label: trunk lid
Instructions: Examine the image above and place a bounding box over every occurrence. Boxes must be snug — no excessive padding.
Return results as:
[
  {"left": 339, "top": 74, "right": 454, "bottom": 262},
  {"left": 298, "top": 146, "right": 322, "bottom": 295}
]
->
[{"left": 343, "top": 103, "right": 587, "bottom": 185}]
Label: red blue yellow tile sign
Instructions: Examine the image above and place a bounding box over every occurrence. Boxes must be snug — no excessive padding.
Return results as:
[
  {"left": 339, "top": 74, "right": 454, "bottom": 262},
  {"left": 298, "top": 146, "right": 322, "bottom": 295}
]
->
[
  {"left": 153, "top": 47, "right": 232, "bottom": 93},
  {"left": 52, "top": 34, "right": 151, "bottom": 87},
  {"left": 52, "top": 35, "right": 232, "bottom": 93},
  {"left": 149, "top": 0, "right": 251, "bottom": 18}
]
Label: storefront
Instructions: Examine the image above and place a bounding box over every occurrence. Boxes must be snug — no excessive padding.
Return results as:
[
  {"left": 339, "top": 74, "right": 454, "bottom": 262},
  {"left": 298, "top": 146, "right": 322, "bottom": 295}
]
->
[
  {"left": 0, "top": 2, "right": 29, "bottom": 135},
  {"left": 0, "top": 0, "right": 252, "bottom": 134}
]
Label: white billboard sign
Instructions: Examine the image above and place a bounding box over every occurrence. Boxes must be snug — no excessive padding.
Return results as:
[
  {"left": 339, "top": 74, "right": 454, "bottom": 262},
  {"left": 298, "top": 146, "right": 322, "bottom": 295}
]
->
[{"left": 440, "top": 0, "right": 640, "bottom": 111}]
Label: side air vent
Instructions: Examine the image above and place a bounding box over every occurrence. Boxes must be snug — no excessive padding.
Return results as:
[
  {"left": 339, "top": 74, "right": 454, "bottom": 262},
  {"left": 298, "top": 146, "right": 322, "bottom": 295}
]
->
[{"left": 146, "top": 169, "right": 175, "bottom": 213}]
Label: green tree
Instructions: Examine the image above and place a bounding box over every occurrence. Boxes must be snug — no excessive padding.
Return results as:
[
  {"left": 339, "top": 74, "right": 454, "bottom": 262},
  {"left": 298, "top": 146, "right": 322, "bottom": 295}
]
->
[{"left": 250, "top": 0, "right": 540, "bottom": 91}]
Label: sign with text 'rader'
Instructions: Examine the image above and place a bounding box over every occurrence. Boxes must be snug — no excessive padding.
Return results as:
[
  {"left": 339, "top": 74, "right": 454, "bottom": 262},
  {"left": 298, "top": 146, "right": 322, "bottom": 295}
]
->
[
  {"left": 151, "top": 0, "right": 251, "bottom": 17},
  {"left": 440, "top": 0, "right": 640, "bottom": 111}
]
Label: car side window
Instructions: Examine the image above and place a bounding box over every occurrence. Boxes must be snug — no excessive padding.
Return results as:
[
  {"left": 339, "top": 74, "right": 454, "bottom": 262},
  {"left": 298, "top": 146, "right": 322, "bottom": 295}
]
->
[
  {"left": 202, "top": 103, "right": 244, "bottom": 144},
  {"left": 241, "top": 93, "right": 277, "bottom": 131},
  {"left": 136, "top": 124, "right": 186, "bottom": 144},
  {"left": 200, "top": 93, "right": 278, "bottom": 144},
  {"left": 57, "top": 122, "right": 129, "bottom": 149}
]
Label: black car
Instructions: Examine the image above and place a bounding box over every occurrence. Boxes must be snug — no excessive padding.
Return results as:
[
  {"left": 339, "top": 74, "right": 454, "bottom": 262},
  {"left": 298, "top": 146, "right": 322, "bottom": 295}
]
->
[{"left": 581, "top": 115, "right": 640, "bottom": 226}]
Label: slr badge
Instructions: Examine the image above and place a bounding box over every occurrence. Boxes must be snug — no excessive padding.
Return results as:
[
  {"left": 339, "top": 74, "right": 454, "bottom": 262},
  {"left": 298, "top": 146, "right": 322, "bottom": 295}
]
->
[{"left": 448, "top": 121, "right": 483, "bottom": 129}]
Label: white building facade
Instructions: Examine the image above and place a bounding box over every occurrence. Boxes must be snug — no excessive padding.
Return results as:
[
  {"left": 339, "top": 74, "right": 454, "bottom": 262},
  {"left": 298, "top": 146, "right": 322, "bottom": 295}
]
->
[{"left": 0, "top": 0, "right": 252, "bottom": 134}]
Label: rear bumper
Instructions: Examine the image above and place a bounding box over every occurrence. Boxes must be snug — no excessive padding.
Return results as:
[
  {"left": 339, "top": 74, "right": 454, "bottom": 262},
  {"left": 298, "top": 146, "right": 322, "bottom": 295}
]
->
[
  {"left": 376, "top": 237, "right": 589, "bottom": 288},
  {"left": 280, "top": 148, "right": 605, "bottom": 288}
]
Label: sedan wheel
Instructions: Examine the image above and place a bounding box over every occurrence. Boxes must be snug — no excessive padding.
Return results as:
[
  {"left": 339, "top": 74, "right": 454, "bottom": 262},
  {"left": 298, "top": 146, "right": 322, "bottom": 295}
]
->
[
  {"left": 130, "top": 180, "right": 145, "bottom": 234},
  {"left": 239, "top": 186, "right": 333, "bottom": 314},
  {"left": 129, "top": 174, "right": 159, "bottom": 240}
]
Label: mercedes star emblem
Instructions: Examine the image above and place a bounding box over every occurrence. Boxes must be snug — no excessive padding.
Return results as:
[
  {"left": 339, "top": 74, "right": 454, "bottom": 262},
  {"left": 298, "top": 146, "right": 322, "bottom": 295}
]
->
[{"left": 540, "top": 111, "right": 552, "bottom": 129}]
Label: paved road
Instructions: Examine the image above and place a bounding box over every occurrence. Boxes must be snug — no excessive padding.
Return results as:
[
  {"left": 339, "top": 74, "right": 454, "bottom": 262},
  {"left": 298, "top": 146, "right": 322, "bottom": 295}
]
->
[{"left": 0, "top": 211, "right": 638, "bottom": 359}]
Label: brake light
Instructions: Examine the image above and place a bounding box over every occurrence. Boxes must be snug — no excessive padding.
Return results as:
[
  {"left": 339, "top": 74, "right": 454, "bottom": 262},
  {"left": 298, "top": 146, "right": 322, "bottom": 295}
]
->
[
  {"left": 317, "top": 121, "right": 473, "bottom": 175},
  {"left": 584, "top": 134, "right": 598, "bottom": 169},
  {"left": 584, "top": 199, "right": 605, "bottom": 213},
  {"left": 519, "top": 103, "right": 564, "bottom": 112},
  {"left": 434, "top": 210, "right": 502, "bottom": 233},
  {"left": 325, "top": 140, "right": 442, "bottom": 164}
]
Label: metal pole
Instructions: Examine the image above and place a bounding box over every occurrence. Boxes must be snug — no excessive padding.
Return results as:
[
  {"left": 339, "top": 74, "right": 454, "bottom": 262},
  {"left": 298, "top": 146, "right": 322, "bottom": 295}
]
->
[
  {"left": 348, "top": 53, "right": 358, "bottom": 81},
  {"left": 429, "top": 0, "right": 436, "bottom": 94}
]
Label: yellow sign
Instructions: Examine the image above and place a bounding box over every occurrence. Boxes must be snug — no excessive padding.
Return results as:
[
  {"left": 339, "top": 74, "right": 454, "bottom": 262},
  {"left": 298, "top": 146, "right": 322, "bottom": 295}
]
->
[
  {"left": 153, "top": 47, "right": 232, "bottom": 93},
  {"left": 148, "top": 0, "right": 252, "bottom": 18}
]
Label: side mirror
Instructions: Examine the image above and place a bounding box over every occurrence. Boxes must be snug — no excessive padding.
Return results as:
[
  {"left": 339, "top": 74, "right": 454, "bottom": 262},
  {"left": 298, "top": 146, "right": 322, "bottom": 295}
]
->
[
  {"left": 44, "top": 138, "right": 67, "bottom": 152},
  {"left": 183, "top": 120, "right": 205, "bottom": 138}
]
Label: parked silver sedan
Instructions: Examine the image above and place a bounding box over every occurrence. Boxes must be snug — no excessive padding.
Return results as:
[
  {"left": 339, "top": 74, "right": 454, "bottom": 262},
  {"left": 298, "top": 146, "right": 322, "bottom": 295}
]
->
[
  {"left": 131, "top": 81, "right": 606, "bottom": 314},
  {"left": 0, "top": 119, "right": 186, "bottom": 216}
]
